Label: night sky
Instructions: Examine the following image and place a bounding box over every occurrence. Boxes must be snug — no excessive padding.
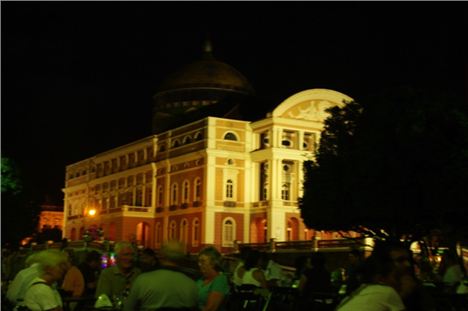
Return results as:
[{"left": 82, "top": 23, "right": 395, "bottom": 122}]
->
[{"left": 2, "top": 2, "right": 467, "bottom": 205}]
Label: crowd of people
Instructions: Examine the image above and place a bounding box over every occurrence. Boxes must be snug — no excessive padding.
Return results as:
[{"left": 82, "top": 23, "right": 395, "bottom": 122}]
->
[{"left": 2, "top": 239, "right": 467, "bottom": 311}]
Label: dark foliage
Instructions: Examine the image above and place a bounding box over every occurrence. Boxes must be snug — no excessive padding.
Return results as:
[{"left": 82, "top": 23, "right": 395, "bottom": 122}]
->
[{"left": 299, "top": 87, "right": 468, "bottom": 241}]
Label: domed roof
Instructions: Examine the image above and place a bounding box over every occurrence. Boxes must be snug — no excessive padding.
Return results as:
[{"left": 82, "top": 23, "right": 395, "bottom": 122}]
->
[{"left": 156, "top": 41, "right": 254, "bottom": 95}]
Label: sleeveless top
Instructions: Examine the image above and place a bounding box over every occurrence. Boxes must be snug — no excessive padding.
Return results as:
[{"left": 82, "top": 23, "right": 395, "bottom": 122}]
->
[
  {"left": 242, "top": 268, "right": 262, "bottom": 287},
  {"left": 232, "top": 262, "right": 244, "bottom": 286}
]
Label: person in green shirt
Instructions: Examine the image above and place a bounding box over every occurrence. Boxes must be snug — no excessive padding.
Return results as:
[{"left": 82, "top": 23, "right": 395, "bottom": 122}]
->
[
  {"left": 196, "top": 246, "right": 230, "bottom": 311},
  {"left": 95, "top": 241, "right": 141, "bottom": 307}
]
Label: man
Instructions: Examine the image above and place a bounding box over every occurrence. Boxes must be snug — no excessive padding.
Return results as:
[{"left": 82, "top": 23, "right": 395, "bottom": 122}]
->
[
  {"left": 95, "top": 241, "right": 141, "bottom": 301},
  {"left": 123, "top": 240, "right": 198, "bottom": 310},
  {"left": 78, "top": 250, "right": 102, "bottom": 297},
  {"left": 21, "top": 250, "right": 70, "bottom": 311},
  {"left": 6, "top": 251, "right": 44, "bottom": 306},
  {"left": 137, "top": 248, "right": 159, "bottom": 272}
]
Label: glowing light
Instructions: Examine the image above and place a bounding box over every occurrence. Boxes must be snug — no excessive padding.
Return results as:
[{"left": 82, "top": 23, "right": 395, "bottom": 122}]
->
[{"left": 88, "top": 209, "right": 96, "bottom": 216}]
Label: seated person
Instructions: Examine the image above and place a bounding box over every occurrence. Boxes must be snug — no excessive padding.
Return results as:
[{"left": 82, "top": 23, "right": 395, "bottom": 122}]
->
[
  {"left": 241, "top": 250, "right": 269, "bottom": 294},
  {"left": 196, "top": 246, "right": 230, "bottom": 311}
]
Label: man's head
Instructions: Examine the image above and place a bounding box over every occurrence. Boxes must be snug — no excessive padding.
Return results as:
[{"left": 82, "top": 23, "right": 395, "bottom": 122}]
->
[
  {"left": 348, "top": 249, "right": 362, "bottom": 265},
  {"left": 37, "top": 249, "right": 70, "bottom": 282},
  {"left": 114, "top": 241, "right": 135, "bottom": 271},
  {"left": 85, "top": 250, "right": 102, "bottom": 270},
  {"left": 363, "top": 239, "right": 415, "bottom": 296},
  {"left": 139, "top": 248, "right": 158, "bottom": 271},
  {"left": 160, "top": 240, "right": 186, "bottom": 266}
]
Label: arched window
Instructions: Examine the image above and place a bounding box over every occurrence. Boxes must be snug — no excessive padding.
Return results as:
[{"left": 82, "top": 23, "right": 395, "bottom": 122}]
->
[
  {"left": 171, "top": 139, "right": 180, "bottom": 148},
  {"left": 169, "top": 221, "right": 177, "bottom": 240},
  {"left": 182, "top": 180, "right": 190, "bottom": 203},
  {"left": 180, "top": 219, "right": 188, "bottom": 244},
  {"left": 183, "top": 136, "right": 192, "bottom": 145},
  {"left": 171, "top": 183, "right": 178, "bottom": 205},
  {"left": 222, "top": 218, "right": 236, "bottom": 247},
  {"left": 158, "top": 185, "right": 163, "bottom": 206},
  {"left": 70, "top": 228, "right": 76, "bottom": 241},
  {"left": 135, "top": 188, "right": 143, "bottom": 206},
  {"left": 226, "top": 179, "right": 234, "bottom": 199},
  {"left": 192, "top": 218, "right": 200, "bottom": 247},
  {"left": 155, "top": 222, "right": 162, "bottom": 245},
  {"left": 136, "top": 222, "right": 149, "bottom": 247},
  {"left": 224, "top": 132, "right": 238, "bottom": 141},
  {"left": 194, "top": 178, "right": 201, "bottom": 201},
  {"left": 194, "top": 132, "right": 203, "bottom": 141}
]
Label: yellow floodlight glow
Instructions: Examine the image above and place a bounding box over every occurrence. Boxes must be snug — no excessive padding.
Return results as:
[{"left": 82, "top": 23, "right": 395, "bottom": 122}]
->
[{"left": 88, "top": 209, "right": 96, "bottom": 216}]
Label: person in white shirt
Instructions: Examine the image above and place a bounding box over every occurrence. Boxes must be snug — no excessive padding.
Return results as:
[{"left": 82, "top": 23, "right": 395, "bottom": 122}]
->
[
  {"left": 440, "top": 251, "right": 465, "bottom": 287},
  {"left": 336, "top": 241, "right": 413, "bottom": 311},
  {"left": 6, "top": 251, "right": 44, "bottom": 306},
  {"left": 21, "top": 249, "right": 70, "bottom": 311}
]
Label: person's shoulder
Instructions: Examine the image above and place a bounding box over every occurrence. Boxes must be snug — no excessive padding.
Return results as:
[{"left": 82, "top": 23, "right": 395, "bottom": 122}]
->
[
  {"left": 100, "top": 265, "right": 118, "bottom": 275},
  {"left": 25, "top": 277, "right": 51, "bottom": 294}
]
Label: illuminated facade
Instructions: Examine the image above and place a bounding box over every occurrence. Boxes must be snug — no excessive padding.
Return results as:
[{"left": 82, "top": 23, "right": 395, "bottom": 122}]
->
[
  {"left": 62, "top": 46, "right": 354, "bottom": 253},
  {"left": 38, "top": 204, "right": 64, "bottom": 231}
]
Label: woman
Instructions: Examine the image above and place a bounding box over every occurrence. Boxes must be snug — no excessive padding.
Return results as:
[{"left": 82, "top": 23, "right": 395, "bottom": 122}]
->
[
  {"left": 61, "top": 248, "right": 85, "bottom": 298},
  {"left": 336, "top": 243, "right": 408, "bottom": 311},
  {"left": 298, "top": 252, "right": 332, "bottom": 295},
  {"left": 22, "top": 249, "right": 70, "bottom": 311},
  {"left": 241, "top": 250, "right": 269, "bottom": 289},
  {"left": 196, "top": 246, "right": 230, "bottom": 311},
  {"left": 231, "top": 247, "right": 252, "bottom": 287}
]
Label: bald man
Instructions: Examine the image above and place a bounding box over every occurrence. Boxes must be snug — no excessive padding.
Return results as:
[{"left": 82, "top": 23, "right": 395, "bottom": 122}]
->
[{"left": 124, "top": 240, "right": 198, "bottom": 310}]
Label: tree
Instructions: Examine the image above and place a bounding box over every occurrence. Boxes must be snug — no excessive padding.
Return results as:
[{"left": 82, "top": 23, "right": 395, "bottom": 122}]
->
[
  {"left": 1, "top": 156, "right": 40, "bottom": 247},
  {"left": 1, "top": 157, "right": 23, "bottom": 194},
  {"left": 299, "top": 87, "right": 468, "bottom": 244}
]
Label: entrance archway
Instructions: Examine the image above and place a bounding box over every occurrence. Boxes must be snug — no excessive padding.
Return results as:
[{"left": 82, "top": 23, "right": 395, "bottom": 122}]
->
[{"left": 136, "top": 222, "right": 150, "bottom": 247}]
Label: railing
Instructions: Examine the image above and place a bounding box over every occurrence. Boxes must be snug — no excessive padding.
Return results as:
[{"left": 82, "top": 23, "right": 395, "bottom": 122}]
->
[
  {"left": 67, "top": 215, "right": 83, "bottom": 220},
  {"left": 238, "top": 238, "right": 367, "bottom": 253},
  {"left": 125, "top": 206, "right": 149, "bottom": 212},
  {"left": 252, "top": 201, "right": 269, "bottom": 208},
  {"left": 224, "top": 201, "right": 236, "bottom": 207}
]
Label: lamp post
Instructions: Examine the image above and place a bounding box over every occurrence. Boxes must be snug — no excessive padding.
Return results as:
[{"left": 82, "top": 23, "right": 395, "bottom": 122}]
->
[{"left": 83, "top": 208, "right": 97, "bottom": 248}]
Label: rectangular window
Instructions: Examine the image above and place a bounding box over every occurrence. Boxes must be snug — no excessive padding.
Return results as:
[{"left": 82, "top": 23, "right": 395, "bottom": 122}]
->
[
  {"left": 120, "top": 156, "right": 127, "bottom": 170},
  {"left": 145, "top": 186, "right": 152, "bottom": 206}
]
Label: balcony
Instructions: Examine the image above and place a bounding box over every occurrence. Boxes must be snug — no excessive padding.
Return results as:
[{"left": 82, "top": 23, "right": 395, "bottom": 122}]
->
[
  {"left": 156, "top": 207, "right": 164, "bottom": 213},
  {"left": 192, "top": 201, "right": 201, "bottom": 207},
  {"left": 252, "top": 201, "right": 269, "bottom": 208},
  {"left": 180, "top": 203, "right": 189, "bottom": 209},
  {"left": 125, "top": 206, "right": 149, "bottom": 212},
  {"left": 67, "top": 215, "right": 83, "bottom": 220},
  {"left": 223, "top": 201, "right": 236, "bottom": 208},
  {"left": 169, "top": 205, "right": 178, "bottom": 211}
]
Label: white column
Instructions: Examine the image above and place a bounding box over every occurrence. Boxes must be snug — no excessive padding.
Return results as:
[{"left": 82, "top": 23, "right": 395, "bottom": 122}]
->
[{"left": 204, "top": 153, "right": 216, "bottom": 244}]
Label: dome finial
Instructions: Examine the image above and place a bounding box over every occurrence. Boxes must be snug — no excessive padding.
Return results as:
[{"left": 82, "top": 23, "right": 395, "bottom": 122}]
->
[{"left": 203, "top": 37, "right": 213, "bottom": 56}]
